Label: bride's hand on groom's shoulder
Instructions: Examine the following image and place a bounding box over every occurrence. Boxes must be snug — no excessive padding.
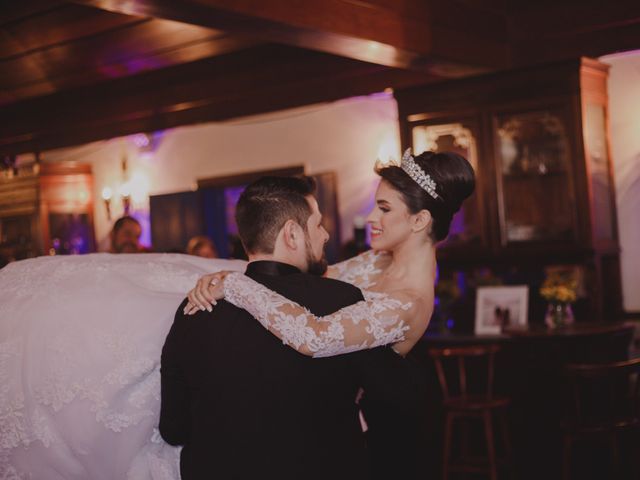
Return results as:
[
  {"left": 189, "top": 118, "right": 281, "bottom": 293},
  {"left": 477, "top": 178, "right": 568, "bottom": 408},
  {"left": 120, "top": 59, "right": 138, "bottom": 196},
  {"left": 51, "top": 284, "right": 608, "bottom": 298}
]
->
[{"left": 183, "top": 271, "right": 230, "bottom": 315}]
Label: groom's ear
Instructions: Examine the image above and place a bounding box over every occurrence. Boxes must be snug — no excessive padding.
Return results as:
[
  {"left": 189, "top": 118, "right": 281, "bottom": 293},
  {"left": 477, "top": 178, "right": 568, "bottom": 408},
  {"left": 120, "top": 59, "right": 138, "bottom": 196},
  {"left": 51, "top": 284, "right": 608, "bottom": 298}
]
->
[{"left": 281, "top": 219, "right": 301, "bottom": 250}]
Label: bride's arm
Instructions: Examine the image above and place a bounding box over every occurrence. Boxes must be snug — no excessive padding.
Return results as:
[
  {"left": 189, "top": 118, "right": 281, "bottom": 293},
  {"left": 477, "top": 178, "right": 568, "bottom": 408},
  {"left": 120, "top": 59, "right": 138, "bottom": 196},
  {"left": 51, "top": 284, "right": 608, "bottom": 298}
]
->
[
  {"left": 185, "top": 251, "right": 391, "bottom": 311},
  {"left": 221, "top": 272, "right": 426, "bottom": 358}
]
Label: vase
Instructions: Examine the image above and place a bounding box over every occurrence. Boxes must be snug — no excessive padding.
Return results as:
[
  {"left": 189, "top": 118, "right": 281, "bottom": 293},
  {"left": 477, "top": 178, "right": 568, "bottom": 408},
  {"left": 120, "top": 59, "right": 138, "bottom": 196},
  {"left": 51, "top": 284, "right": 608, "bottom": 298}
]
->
[{"left": 545, "top": 302, "right": 574, "bottom": 328}]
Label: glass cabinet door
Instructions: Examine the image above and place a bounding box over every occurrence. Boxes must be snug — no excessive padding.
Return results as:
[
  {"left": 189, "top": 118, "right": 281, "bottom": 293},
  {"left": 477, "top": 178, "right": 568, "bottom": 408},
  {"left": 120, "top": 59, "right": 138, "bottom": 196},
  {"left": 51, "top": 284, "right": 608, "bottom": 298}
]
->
[
  {"left": 494, "top": 108, "right": 577, "bottom": 245},
  {"left": 412, "top": 121, "right": 483, "bottom": 249}
]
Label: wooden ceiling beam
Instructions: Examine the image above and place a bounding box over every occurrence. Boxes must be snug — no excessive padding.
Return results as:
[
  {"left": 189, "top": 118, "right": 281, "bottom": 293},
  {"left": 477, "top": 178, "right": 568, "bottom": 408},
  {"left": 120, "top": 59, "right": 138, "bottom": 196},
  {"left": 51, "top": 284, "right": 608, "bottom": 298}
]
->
[{"left": 75, "top": 0, "right": 509, "bottom": 71}]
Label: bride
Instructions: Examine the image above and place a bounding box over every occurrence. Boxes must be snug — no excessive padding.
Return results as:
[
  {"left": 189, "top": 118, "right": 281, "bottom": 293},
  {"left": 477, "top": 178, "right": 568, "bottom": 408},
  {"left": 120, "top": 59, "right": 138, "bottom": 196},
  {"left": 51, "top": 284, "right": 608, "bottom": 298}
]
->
[
  {"left": 185, "top": 149, "right": 475, "bottom": 357},
  {"left": 0, "top": 149, "right": 474, "bottom": 479}
]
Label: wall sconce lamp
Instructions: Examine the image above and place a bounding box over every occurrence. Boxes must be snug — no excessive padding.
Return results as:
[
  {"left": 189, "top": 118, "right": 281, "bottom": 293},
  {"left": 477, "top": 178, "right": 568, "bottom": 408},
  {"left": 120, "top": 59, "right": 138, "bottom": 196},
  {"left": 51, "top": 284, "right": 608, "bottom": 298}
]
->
[
  {"left": 101, "top": 153, "right": 148, "bottom": 220},
  {"left": 101, "top": 186, "right": 113, "bottom": 221}
]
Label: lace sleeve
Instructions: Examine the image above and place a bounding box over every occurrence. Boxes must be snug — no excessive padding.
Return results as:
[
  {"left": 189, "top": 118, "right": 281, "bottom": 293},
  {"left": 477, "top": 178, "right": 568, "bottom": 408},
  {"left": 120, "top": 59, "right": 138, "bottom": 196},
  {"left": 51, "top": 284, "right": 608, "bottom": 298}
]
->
[
  {"left": 326, "top": 250, "right": 390, "bottom": 289},
  {"left": 223, "top": 272, "right": 416, "bottom": 358}
]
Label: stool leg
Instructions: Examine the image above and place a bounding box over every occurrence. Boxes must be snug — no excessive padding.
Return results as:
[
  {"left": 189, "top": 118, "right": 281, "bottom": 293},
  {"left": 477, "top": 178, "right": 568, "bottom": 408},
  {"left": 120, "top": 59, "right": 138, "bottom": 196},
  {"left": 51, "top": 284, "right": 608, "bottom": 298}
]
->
[
  {"left": 562, "top": 434, "right": 572, "bottom": 480},
  {"left": 498, "top": 410, "right": 514, "bottom": 479},
  {"left": 461, "top": 418, "right": 470, "bottom": 463},
  {"left": 483, "top": 410, "right": 498, "bottom": 480},
  {"left": 443, "top": 413, "right": 454, "bottom": 480},
  {"left": 610, "top": 432, "right": 619, "bottom": 476}
]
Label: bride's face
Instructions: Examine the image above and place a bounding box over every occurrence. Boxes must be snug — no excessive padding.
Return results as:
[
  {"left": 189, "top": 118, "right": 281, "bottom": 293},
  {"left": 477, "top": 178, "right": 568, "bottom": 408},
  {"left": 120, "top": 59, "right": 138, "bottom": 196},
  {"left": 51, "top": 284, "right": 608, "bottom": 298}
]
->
[{"left": 366, "top": 180, "right": 413, "bottom": 251}]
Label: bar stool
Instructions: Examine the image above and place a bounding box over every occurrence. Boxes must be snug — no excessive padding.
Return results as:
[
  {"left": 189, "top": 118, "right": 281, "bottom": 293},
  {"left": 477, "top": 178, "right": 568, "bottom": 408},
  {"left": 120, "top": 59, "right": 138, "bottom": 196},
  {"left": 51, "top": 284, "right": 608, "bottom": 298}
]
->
[
  {"left": 562, "top": 358, "right": 640, "bottom": 480},
  {"left": 429, "top": 344, "right": 512, "bottom": 480}
]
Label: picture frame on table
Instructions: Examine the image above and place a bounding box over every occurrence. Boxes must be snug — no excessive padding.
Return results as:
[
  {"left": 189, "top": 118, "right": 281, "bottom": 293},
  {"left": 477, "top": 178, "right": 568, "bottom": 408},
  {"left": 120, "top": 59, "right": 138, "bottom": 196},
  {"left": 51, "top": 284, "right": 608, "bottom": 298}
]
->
[{"left": 475, "top": 286, "right": 529, "bottom": 335}]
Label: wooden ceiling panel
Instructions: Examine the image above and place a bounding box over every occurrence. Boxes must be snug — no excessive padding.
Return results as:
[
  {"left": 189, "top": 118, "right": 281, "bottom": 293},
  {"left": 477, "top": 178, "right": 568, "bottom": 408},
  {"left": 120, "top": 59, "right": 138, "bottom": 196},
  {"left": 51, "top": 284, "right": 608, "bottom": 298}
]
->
[
  {"left": 0, "top": 14, "right": 248, "bottom": 105},
  {"left": 0, "top": 0, "right": 639, "bottom": 155},
  {"left": 0, "top": 0, "right": 66, "bottom": 25},
  {"left": 25, "top": 18, "right": 221, "bottom": 74},
  {"left": 1, "top": 34, "right": 258, "bottom": 106},
  {"left": 0, "top": 3, "right": 143, "bottom": 59},
  {"left": 513, "top": 23, "right": 640, "bottom": 66},
  {"left": 84, "top": 0, "right": 433, "bottom": 56},
  {"left": 509, "top": 0, "right": 640, "bottom": 65},
  {"left": 77, "top": 0, "right": 437, "bottom": 68},
  {"left": 78, "top": 0, "right": 512, "bottom": 71},
  {"left": 0, "top": 81, "right": 56, "bottom": 107}
]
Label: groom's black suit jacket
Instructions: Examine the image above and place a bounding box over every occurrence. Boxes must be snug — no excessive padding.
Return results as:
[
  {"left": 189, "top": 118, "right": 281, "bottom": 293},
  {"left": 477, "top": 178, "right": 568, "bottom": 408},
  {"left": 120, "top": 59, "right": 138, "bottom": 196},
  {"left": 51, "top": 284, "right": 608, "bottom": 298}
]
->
[{"left": 160, "top": 260, "right": 422, "bottom": 480}]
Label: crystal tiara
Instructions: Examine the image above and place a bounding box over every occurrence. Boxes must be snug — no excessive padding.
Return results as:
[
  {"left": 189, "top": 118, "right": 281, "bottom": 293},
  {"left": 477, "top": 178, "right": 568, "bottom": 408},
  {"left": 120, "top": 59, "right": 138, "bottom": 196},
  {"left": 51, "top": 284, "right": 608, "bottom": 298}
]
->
[{"left": 400, "top": 149, "right": 439, "bottom": 199}]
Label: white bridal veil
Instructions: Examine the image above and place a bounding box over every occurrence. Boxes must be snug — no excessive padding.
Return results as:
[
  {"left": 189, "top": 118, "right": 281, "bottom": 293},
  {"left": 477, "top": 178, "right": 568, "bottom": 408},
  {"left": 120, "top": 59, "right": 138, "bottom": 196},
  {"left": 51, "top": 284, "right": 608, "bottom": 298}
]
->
[{"left": 0, "top": 253, "right": 246, "bottom": 479}]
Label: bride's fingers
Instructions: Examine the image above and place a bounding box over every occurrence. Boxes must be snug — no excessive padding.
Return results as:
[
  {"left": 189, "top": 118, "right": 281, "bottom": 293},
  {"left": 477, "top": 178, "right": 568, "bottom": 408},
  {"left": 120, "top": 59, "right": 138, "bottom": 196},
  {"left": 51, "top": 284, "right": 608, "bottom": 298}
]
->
[
  {"left": 186, "top": 290, "right": 201, "bottom": 308},
  {"left": 197, "top": 284, "right": 215, "bottom": 303},
  {"left": 192, "top": 287, "right": 213, "bottom": 309},
  {"left": 183, "top": 302, "right": 198, "bottom": 315},
  {"left": 197, "top": 280, "right": 218, "bottom": 302},
  {"left": 186, "top": 289, "right": 208, "bottom": 312},
  {"left": 185, "top": 272, "right": 225, "bottom": 313},
  {"left": 196, "top": 274, "right": 217, "bottom": 291},
  {"left": 183, "top": 299, "right": 216, "bottom": 315}
]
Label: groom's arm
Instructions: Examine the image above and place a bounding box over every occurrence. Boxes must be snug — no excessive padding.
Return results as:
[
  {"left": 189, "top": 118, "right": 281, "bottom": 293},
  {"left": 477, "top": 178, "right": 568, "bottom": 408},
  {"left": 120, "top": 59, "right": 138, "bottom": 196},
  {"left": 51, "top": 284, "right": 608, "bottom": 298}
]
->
[{"left": 159, "top": 299, "right": 191, "bottom": 446}]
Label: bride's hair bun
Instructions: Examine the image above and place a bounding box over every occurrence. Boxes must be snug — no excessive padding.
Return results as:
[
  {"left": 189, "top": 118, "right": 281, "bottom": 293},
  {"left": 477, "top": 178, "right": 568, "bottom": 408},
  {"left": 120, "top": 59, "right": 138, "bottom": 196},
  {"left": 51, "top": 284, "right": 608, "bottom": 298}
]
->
[{"left": 376, "top": 151, "right": 475, "bottom": 242}]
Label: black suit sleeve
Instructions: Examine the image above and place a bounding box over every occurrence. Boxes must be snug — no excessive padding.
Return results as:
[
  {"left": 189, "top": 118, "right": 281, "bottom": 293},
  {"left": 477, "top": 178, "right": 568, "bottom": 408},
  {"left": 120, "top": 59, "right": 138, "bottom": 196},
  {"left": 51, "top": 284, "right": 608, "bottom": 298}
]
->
[{"left": 159, "top": 299, "right": 191, "bottom": 446}]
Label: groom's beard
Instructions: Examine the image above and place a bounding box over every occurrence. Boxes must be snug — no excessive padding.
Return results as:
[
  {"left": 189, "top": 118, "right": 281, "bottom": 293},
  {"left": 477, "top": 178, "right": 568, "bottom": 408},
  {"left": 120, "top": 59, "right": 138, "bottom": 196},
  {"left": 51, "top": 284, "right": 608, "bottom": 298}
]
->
[{"left": 304, "top": 235, "right": 328, "bottom": 277}]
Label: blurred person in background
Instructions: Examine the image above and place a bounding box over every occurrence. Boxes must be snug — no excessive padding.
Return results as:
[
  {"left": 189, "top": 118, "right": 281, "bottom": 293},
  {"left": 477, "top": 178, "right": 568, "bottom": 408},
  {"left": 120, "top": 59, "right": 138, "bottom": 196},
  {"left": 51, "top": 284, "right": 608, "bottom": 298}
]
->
[
  {"left": 186, "top": 235, "right": 218, "bottom": 258},
  {"left": 109, "top": 216, "right": 144, "bottom": 253}
]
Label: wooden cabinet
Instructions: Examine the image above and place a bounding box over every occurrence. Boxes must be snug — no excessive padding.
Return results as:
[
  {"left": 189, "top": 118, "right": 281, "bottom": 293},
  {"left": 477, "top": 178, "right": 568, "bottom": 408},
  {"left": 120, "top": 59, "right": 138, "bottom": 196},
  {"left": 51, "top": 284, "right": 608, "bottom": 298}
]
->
[
  {"left": 396, "top": 57, "right": 621, "bottom": 320},
  {"left": 0, "top": 162, "right": 95, "bottom": 260}
]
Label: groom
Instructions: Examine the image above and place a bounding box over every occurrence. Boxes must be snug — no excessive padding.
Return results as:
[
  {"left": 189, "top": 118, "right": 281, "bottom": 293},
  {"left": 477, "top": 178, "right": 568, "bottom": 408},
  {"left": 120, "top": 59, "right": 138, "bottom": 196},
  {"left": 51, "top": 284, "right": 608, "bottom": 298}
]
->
[{"left": 160, "top": 176, "right": 423, "bottom": 480}]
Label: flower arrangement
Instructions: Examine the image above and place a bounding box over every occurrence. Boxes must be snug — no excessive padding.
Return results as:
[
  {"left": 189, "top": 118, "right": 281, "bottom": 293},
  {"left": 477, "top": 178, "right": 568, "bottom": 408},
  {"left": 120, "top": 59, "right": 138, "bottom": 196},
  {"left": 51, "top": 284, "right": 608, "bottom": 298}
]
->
[
  {"left": 435, "top": 278, "right": 461, "bottom": 301},
  {"left": 539, "top": 275, "right": 577, "bottom": 303},
  {"left": 540, "top": 268, "right": 579, "bottom": 328}
]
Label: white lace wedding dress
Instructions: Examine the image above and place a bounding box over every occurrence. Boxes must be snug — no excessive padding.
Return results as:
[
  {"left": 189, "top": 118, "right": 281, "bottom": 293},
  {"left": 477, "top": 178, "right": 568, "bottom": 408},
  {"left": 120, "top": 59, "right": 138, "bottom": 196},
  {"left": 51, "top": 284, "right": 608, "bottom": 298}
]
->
[{"left": 0, "top": 253, "right": 246, "bottom": 480}]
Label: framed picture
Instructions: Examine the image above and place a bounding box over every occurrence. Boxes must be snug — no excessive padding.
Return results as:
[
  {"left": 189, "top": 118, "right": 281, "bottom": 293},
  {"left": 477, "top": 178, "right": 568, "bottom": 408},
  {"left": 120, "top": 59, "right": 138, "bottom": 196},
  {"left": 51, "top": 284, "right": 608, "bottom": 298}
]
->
[{"left": 475, "top": 286, "right": 529, "bottom": 335}]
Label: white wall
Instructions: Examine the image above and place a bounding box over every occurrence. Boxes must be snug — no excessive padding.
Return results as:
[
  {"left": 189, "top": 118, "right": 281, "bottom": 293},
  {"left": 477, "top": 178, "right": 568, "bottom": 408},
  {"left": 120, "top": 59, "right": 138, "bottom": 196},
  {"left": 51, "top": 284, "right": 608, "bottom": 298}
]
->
[
  {"left": 601, "top": 50, "right": 640, "bottom": 312},
  {"left": 41, "top": 93, "right": 400, "bottom": 251}
]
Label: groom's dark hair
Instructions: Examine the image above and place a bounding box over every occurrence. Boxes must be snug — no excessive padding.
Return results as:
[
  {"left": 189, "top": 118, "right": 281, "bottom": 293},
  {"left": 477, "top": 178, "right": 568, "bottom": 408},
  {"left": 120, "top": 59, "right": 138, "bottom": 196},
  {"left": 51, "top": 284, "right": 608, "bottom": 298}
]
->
[{"left": 235, "top": 176, "right": 316, "bottom": 254}]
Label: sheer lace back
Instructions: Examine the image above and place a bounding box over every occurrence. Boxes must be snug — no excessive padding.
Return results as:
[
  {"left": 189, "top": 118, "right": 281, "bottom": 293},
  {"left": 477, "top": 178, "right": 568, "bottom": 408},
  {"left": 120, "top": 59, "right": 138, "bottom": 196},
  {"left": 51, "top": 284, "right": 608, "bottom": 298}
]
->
[{"left": 328, "top": 250, "right": 390, "bottom": 289}]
